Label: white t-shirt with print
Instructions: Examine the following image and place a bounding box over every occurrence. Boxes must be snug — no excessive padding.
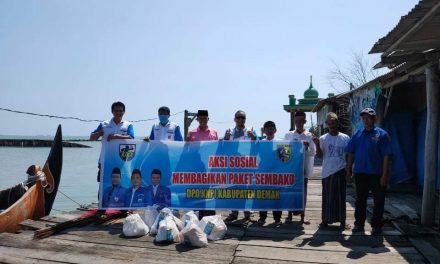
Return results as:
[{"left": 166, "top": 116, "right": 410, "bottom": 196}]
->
[{"left": 319, "top": 132, "right": 350, "bottom": 178}]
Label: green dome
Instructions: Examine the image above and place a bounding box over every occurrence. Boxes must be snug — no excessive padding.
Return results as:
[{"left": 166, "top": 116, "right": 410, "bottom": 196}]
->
[{"left": 304, "top": 75, "right": 319, "bottom": 98}]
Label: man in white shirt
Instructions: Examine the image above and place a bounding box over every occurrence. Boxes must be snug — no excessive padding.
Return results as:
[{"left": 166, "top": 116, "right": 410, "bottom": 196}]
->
[
  {"left": 284, "top": 111, "right": 315, "bottom": 224},
  {"left": 224, "top": 110, "right": 257, "bottom": 222},
  {"left": 90, "top": 101, "right": 135, "bottom": 183},
  {"left": 314, "top": 112, "right": 350, "bottom": 229}
]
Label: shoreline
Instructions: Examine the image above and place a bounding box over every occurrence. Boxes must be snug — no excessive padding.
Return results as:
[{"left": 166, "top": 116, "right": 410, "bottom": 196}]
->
[{"left": 0, "top": 139, "right": 91, "bottom": 148}]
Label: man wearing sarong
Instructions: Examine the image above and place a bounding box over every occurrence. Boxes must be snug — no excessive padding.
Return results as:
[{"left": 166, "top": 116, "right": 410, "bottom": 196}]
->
[
  {"left": 284, "top": 111, "right": 315, "bottom": 224},
  {"left": 187, "top": 110, "right": 219, "bottom": 220},
  {"left": 314, "top": 112, "right": 350, "bottom": 229}
]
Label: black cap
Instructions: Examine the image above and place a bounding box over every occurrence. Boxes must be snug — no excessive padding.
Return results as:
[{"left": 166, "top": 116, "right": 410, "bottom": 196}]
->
[
  {"left": 294, "top": 111, "right": 306, "bottom": 117},
  {"left": 197, "top": 110, "right": 209, "bottom": 117}
]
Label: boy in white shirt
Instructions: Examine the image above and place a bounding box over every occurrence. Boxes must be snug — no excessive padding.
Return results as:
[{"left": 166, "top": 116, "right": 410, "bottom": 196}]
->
[
  {"left": 284, "top": 111, "right": 315, "bottom": 224},
  {"left": 258, "top": 121, "right": 282, "bottom": 225}
]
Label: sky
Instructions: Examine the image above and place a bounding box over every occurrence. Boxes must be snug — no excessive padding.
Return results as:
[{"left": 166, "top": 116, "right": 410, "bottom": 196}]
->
[{"left": 0, "top": 0, "right": 418, "bottom": 137}]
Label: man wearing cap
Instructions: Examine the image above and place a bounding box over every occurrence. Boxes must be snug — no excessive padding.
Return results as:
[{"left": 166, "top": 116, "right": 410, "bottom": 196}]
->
[
  {"left": 224, "top": 110, "right": 257, "bottom": 222},
  {"left": 346, "top": 108, "right": 392, "bottom": 235},
  {"left": 284, "top": 111, "right": 315, "bottom": 224},
  {"left": 146, "top": 106, "right": 183, "bottom": 141},
  {"left": 187, "top": 110, "right": 219, "bottom": 219},
  {"left": 313, "top": 112, "right": 350, "bottom": 229}
]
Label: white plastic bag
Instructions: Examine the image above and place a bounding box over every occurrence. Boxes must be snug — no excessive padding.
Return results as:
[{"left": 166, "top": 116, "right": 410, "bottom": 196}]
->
[
  {"left": 199, "top": 215, "right": 227, "bottom": 241},
  {"left": 154, "top": 216, "right": 181, "bottom": 243},
  {"left": 150, "top": 208, "right": 172, "bottom": 235},
  {"left": 180, "top": 222, "right": 208, "bottom": 247},
  {"left": 181, "top": 211, "right": 199, "bottom": 227},
  {"left": 122, "top": 213, "right": 149, "bottom": 237},
  {"left": 143, "top": 206, "right": 159, "bottom": 229},
  {"left": 172, "top": 214, "right": 184, "bottom": 231}
]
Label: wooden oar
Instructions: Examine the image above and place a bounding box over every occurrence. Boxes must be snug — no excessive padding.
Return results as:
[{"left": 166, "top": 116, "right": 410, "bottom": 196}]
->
[{"left": 33, "top": 210, "right": 126, "bottom": 239}]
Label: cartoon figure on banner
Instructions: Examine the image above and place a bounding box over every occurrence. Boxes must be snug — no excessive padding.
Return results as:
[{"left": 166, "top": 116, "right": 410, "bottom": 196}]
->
[
  {"left": 277, "top": 144, "right": 292, "bottom": 162},
  {"left": 119, "top": 144, "right": 136, "bottom": 161}
]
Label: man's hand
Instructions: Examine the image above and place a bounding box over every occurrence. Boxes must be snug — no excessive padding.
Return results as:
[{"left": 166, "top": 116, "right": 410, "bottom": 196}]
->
[
  {"left": 247, "top": 129, "right": 256, "bottom": 140},
  {"left": 107, "top": 134, "right": 115, "bottom": 142},
  {"left": 346, "top": 171, "right": 353, "bottom": 185},
  {"left": 312, "top": 135, "right": 319, "bottom": 146},
  {"left": 303, "top": 141, "right": 310, "bottom": 151},
  {"left": 380, "top": 175, "right": 389, "bottom": 187},
  {"left": 97, "top": 128, "right": 104, "bottom": 137},
  {"left": 224, "top": 129, "right": 231, "bottom": 140}
]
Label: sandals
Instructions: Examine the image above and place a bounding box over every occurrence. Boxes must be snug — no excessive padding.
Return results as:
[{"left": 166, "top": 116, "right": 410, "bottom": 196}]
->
[
  {"left": 257, "top": 218, "right": 266, "bottom": 224},
  {"left": 224, "top": 214, "right": 238, "bottom": 222},
  {"left": 318, "top": 222, "right": 329, "bottom": 228},
  {"left": 340, "top": 223, "right": 351, "bottom": 230}
]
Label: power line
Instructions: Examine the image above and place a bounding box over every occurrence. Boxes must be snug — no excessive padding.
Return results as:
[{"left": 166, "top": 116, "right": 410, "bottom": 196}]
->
[{"left": 0, "top": 107, "right": 184, "bottom": 123}]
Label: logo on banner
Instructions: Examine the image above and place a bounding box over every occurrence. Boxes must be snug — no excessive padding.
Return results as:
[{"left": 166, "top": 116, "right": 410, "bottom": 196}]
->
[
  {"left": 119, "top": 144, "right": 136, "bottom": 161},
  {"left": 277, "top": 144, "right": 291, "bottom": 162}
]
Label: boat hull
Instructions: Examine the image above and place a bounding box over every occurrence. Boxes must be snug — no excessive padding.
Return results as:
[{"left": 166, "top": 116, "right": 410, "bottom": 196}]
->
[
  {"left": 0, "top": 125, "right": 63, "bottom": 233},
  {"left": 0, "top": 183, "right": 45, "bottom": 233}
]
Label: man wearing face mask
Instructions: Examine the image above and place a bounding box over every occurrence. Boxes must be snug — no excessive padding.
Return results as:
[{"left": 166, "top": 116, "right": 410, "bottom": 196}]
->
[{"left": 145, "top": 106, "right": 183, "bottom": 141}]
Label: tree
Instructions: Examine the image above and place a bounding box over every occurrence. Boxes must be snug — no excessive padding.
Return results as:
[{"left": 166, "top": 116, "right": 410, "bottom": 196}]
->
[{"left": 327, "top": 50, "right": 385, "bottom": 93}]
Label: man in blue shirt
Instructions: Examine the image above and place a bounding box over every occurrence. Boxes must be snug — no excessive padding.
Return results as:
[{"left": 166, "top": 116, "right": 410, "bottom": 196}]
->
[
  {"left": 146, "top": 169, "right": 171, "bottom": 209},
  {"left": 346, "top": 108, "right": 392, "bottom": 235},
  {"left": 102, "top": 168, "right": 126, "bottom": 208},
  {"left": 125, "top": 169, "right": 152, "bottom": 208}
]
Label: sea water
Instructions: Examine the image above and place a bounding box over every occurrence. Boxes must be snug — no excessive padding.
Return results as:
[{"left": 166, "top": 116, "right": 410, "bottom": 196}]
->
[{"left": 0, "top": 141, "right": 101, "bottom": 213}]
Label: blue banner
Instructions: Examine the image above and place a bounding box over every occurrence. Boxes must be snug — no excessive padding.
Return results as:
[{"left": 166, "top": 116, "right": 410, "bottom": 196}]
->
[{"left": 99, "top": 140, "right": 304, "bottom": 211}]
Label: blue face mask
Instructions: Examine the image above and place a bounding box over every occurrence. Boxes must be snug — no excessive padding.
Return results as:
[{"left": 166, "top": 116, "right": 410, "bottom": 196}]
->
[{"left": 159, "top": 115, "right": 169, "bottom": 124}]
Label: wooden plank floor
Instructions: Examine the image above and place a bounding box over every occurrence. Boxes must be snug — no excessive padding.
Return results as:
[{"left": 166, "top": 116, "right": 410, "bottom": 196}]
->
[{"left": 0, "top": 179, "right": 428, "bottom": 263}]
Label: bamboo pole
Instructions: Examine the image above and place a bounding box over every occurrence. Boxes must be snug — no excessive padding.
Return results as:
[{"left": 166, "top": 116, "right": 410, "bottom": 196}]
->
[
  {"left": 421, "top": 62, "right": 440, "bottom": 226},
  {"left": 183, "top": 110, "right": 197, "bottom": 140}
]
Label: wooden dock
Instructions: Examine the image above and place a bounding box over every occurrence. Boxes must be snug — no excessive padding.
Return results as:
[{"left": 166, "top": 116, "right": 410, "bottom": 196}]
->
[{"left": 0, "top": 176, "right": 430, "bottom": 263}]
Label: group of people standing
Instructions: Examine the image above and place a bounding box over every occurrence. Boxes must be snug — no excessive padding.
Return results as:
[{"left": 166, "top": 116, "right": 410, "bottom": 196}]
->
[{"left": 90, "top": 101, "right": 392, "bottom": 234}]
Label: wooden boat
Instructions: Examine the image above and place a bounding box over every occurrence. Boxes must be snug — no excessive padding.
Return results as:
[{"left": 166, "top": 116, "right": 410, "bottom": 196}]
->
[{"left": 0, "top": 125, "right": 63, "bottom": 233}]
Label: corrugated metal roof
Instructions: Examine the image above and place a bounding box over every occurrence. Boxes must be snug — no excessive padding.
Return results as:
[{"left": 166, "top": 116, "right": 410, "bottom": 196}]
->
[
  {"left": 369, "top": 0, "right": 440, "bottom": 54},
  {"left": 312, "top": 69, "right": 397, "bottom": 112}
]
